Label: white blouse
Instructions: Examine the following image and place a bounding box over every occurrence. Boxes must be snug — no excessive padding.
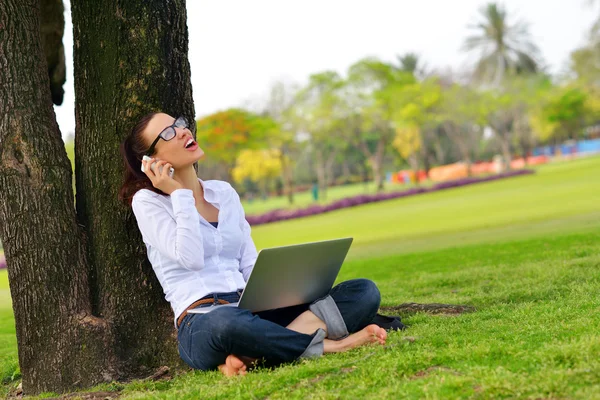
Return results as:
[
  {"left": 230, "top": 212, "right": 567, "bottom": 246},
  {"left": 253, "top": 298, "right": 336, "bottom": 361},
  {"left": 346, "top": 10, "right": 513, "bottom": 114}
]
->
[{"left": 131, "top": 178, "right": 258, "bottom": 328}]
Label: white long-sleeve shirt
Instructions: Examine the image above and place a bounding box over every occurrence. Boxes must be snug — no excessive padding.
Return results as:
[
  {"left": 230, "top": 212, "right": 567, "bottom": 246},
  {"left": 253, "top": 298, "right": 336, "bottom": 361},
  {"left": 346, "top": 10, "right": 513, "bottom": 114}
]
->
[{"left": 131, "top": 178, "right": 258, "bottom": 328}]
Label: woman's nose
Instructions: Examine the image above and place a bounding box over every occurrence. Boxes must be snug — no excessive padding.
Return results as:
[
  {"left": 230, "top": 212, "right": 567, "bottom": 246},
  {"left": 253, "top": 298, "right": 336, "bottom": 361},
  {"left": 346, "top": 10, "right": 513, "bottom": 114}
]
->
[{"left": 176, "top": 126, "right": 190, "bottom": 137}]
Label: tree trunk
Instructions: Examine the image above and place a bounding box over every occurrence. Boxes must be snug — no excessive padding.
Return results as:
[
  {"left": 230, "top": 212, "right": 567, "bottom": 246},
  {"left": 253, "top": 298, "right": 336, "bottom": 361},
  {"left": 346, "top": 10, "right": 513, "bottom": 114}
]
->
[
  {"left": 314, "top": 149, "right": 327, "bottom": 200},
  {"left": 280, "top": 148, "right": 294, "bottom": 205},
  {"left": 408, "top": 154, "right": 420, "bottom": 185},
  {"left": 324, "top": 148, "right": 339, "bottom": 189},
  {"left": 499, "top": 134, "right": 512, "bottom": 171},
  {"left": 72, "top": 0, "right": 194, "bottom": 383},
  {"left": 341, "top": 160, "right": 351, "bottom": 183},
  {"left": 372, "top": 138, "right": 386, "bottom": 192},
  {"left": 0, "top": 0, "right": 114, "bottom": 394},
  {"left": 40, "top": 0, "right": 66, "bottom": 105}
]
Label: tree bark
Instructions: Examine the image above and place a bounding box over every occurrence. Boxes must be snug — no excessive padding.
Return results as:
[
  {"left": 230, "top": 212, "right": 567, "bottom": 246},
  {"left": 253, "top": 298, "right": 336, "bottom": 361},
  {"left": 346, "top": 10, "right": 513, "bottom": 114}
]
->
[
  {"left": 0, "top": 0, "right": 114, "bottom": 394},
  {"left": 0, "top": 0, "right": 196, "bottom": 395},
  {"left": 40, "top": 0, "right": 66, "bottom": 105},
  {"left": 71, "top": 0, "right": 194, "bottom": 381}
]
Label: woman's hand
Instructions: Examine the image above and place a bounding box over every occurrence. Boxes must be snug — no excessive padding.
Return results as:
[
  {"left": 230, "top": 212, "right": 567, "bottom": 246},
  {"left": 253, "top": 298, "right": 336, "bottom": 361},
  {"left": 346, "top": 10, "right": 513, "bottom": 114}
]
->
[{"left": 142, "top": 158, "right": 182, "bottom": 195}]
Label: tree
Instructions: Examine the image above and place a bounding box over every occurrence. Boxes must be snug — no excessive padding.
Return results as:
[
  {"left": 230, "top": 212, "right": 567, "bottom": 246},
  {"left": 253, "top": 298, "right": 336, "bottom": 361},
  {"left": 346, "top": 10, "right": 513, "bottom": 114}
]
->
[
  {"left": 486, "top": 76, "right": 549, "bottom": 168},
  {"left": 196, "top": 109, "right": 277, "bottom": 180},
  {"left": 296, "top": 71, "right": 349, "bottom": 199},
  {"left": 397, "top": 52, "right": 427, "bottom": 80},
  {"left": 40, "top": 0, "right": 66, "bottom": 105},
  {"left": 346, "top": 58, "right": 415, "bottom": 191},
  {"left": 261, "top": 81, "right": 302, "bottom": 205},
  {"left": 390, "top": 78, "right": 441, "bottom": 178},
  {"left": 463, "top": 3, "right": 541, "bottom": 86},
  {"left": 0, "top": 0, "right": 195, "bottom": 395},
  {"left": 530, "top": 85, "right": 590, "bottom": 143},
  {"left": 232, "top": 149, "right": 283, "bottom": 196},
  {"left": 438, "top": 83, "right": 487, "bottom": 174}
]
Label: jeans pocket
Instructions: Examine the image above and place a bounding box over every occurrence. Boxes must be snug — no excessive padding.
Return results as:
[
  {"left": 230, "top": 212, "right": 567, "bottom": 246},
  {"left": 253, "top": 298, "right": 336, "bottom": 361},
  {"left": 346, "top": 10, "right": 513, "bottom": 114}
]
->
[{"left": 178, "top": 341, "right": 195, "bottom": 369}]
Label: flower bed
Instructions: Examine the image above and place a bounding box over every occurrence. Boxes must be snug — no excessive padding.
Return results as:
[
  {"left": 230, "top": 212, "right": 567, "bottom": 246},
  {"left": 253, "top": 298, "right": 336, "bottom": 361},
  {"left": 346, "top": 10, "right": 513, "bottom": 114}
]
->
[
  {"left": 0, "top": 254, "right": 6, "bottom": 270},
  {"left": 246, "top": 169, "right": 535, "bottom": 226}
]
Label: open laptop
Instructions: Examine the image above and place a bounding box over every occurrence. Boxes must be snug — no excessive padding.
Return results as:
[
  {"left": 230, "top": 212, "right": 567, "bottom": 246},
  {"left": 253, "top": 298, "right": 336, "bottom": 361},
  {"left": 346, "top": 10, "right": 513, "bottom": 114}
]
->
[{"left": 188, "top": 237, "right": 353, "bottom": 314}]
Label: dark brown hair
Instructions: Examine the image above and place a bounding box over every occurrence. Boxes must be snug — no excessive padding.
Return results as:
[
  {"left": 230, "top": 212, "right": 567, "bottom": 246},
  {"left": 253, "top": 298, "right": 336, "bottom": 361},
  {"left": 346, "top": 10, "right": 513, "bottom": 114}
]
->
[{"left": 118, "top": 112, "right": 167, "bottom": 207}]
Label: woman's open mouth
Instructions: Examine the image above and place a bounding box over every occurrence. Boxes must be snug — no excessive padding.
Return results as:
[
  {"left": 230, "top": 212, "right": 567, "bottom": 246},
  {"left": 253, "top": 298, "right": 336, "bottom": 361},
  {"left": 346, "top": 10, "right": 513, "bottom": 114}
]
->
[{"left": 184, "top": 138, "right": 198, "bottom": 151}]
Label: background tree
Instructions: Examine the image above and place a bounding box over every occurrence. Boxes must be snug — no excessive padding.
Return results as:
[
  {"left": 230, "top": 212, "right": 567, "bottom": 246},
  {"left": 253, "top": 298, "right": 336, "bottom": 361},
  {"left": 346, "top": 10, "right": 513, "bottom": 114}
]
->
[
  {"left": 261, "top": 81, "right": 302, "bottom": 205},
  {"left": 530, "top": 85, "right": 590, "bottom": 144},
  {"left": 438, "top": 83, "right": 488, "bottom": 174},
  {"left": 390, "top": 78, "right": 441, "bottom": 177},
  {"left": 346, "top": 58, "right": 415, "bottom": 191},
  {"left": 232, "top": 149, "right": 283, "bottom": 197},
  {"left": 463, "top": 2, "right": 541, "bottom": 86},
  {"left": 397, "top": 52, "right": 427, "bottom": 80},
  {"left": 196, "top": 109, "right": 277, "bottom": 180},
  {"left": 0, "top": 0, "right": 196, "bottom": 394},
  {"left": 296, "top": 71, "right": 349, "bottom": 199}
]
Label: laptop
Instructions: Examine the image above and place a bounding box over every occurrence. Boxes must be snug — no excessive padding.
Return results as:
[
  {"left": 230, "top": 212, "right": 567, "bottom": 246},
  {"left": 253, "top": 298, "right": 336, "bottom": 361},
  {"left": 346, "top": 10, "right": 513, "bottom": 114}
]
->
[{"left": 188, "top": 237, "right": 353, "bottom": 314}]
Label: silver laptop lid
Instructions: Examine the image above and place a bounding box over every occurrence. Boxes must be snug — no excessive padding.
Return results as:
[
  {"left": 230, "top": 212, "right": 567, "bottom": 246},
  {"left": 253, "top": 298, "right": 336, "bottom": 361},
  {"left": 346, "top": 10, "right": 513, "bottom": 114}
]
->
[{"left": 238, "top": 237, "right": 353, "bottom": 313}]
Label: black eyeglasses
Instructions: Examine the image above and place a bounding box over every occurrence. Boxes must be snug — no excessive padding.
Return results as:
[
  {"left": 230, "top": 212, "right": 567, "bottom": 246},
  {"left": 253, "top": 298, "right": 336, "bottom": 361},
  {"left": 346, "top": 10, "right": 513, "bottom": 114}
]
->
[{"left": 145, "top": 116, "right": 189, "bottom": 156}]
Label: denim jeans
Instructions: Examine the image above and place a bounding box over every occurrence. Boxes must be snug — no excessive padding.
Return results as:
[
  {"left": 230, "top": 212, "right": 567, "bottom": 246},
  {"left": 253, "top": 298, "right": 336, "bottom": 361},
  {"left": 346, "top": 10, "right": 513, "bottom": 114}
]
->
[{"left": 177, "top": 278, "right": 381, "bottom": 370}]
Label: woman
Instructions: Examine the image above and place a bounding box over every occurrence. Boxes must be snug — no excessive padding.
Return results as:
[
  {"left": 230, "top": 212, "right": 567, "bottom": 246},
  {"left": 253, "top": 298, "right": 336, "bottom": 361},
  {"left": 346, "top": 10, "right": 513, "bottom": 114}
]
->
[{"left": 119, "top": 112, "right": 387, "bottom": 376}]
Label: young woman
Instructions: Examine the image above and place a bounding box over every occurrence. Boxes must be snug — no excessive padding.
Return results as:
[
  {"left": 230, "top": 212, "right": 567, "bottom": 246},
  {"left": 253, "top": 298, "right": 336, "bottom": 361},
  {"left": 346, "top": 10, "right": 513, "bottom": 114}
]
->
[{"left": 118, "top": 112, "right": 387, "bottom": 376}]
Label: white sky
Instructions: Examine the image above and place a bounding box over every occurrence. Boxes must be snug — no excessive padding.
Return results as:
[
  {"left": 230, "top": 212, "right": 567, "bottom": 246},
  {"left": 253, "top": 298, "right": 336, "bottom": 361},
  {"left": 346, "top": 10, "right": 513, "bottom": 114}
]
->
[{"left": 55, "top": 0, "right": 597, "bottom": 139}]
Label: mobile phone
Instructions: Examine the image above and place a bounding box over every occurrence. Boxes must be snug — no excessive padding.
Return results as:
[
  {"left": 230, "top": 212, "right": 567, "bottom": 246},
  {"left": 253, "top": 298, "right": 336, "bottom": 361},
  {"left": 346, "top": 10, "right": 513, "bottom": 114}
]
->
[{"left": 141, "top": 155, "right": 174, "bottom": 178}]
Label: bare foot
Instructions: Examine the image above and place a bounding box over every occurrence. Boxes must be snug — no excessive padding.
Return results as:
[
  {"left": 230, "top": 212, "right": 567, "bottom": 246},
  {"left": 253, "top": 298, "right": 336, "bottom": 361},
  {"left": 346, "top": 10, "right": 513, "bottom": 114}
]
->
[
  {"left": 218, "top": 355, "right": 247, "bottom": 376},
  {"left": 324, "top": 324, "right": 387, "bottom": 353}
]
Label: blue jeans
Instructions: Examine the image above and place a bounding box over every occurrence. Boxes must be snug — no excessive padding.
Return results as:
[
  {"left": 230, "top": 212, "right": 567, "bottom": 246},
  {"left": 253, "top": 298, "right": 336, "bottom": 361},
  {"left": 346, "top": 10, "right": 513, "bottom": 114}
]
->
[{"left": 177, "top": 278, "right": 381, "bottom": 370}]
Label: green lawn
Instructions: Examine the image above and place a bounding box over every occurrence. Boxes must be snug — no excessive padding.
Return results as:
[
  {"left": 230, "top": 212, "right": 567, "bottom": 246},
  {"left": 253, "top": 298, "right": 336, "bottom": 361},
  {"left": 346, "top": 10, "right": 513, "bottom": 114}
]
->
[
  {"left": 241, "top": 180, "right": 421, "bottom": 216},
  {"left": 251, "top": 157, "right": 600, "bottom": 260},
  {"left": 0, "top": 268, "right": 17, "bottom": 388},
  {"left": 1, "top": 156, "right": 599, "bottom": 399}
]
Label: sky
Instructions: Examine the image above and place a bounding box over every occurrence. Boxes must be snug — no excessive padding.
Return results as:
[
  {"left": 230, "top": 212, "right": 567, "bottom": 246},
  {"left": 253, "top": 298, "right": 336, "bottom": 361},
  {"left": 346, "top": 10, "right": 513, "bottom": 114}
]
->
[{"left": 55, "top": 0, "right": 597, "bottom": 140}]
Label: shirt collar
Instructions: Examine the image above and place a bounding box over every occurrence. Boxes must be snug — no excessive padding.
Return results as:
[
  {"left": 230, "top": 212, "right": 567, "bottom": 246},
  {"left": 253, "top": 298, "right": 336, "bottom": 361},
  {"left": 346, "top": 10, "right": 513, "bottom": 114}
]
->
[{"left": 198, "top": 178, "right": 217, "bottom": 203}]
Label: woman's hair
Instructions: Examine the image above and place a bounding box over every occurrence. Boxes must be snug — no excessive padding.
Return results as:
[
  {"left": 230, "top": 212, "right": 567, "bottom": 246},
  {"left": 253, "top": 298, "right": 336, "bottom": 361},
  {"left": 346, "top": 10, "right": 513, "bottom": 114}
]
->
[{"left": 118, "top": 112, "right": 167, "bottom": 207}]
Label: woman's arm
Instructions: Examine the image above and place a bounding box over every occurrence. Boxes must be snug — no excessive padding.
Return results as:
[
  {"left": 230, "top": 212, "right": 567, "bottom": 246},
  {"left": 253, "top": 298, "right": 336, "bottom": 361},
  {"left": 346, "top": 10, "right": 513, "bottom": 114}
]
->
[
  {"left": 232, "top": 189, "right": 258, "bottom": 282},
  {"left": 132, "top": 189, "right": 205, "bottom": 271}
]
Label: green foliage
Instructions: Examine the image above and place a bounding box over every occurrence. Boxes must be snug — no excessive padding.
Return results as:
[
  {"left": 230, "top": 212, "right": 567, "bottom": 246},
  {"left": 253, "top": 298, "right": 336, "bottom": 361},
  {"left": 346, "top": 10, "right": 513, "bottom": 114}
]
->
[
  {"left": 196, "top": 109, "right": 278, "bottom": 165},
  {"left": 570, "top": 45, "right": 600, "bottom": 86},
  {"left": 531, "top": 85, "right": 591, "bottom": 142}
]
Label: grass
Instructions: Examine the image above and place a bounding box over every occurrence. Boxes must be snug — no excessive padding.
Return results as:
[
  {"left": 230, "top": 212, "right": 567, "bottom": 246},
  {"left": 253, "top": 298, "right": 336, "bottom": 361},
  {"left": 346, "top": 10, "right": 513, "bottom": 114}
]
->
[
  {"left": 241, "top": 180, "right": 421, "bottom": 216},
  {"left": 0, "top": 268, "right": 17, "bottom": 388},
  {"left": 251, "top": 156, "right": 600, "bottom": 260},
  {"left": 1, "top": 155, "right": 599, "bottom": 399}
]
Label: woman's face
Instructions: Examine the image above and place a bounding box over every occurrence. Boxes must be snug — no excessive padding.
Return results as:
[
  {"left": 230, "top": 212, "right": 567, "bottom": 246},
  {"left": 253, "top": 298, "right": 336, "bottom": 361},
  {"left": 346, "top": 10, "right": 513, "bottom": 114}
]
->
[{"left": 142, "top": 113, "right": 204, "bottom": 169}]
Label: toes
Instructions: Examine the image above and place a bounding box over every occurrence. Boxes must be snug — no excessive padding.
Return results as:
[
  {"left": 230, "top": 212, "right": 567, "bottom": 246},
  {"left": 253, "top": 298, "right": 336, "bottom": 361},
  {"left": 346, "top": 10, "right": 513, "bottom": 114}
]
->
[{"left": 226, "top": 355, "right": 245, "bottom": 369}]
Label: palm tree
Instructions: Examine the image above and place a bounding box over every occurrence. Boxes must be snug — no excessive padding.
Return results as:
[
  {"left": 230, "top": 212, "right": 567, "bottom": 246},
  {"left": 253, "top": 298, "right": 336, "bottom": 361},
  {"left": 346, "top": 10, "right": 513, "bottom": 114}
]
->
[{"left": 463, "top": 3, "right": 541, "bottom": 86}]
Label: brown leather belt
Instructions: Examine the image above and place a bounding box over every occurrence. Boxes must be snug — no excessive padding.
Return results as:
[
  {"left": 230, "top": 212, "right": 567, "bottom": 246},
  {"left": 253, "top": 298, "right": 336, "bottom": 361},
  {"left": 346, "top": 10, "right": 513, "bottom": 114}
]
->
[{"left": 177, "top": 298, "right": 231, "bottom": 328}]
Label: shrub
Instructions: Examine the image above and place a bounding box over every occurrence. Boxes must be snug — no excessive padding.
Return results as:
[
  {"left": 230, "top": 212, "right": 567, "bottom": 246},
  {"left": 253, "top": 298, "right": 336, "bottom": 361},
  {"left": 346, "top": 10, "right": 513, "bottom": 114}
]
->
[{"left": 246, "top": 169, "right": 535, "bottom": 226}]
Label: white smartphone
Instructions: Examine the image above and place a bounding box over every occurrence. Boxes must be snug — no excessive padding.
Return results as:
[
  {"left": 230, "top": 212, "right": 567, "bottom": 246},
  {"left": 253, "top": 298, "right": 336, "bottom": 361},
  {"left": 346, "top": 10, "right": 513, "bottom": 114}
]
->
[{"left": 141, "top": 155, "right": 174, "bottom": 178}]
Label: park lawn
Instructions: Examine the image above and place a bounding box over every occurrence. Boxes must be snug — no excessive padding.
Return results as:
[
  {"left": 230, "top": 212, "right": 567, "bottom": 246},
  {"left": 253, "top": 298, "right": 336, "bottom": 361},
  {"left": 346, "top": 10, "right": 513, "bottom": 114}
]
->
[
  {"left": 31, "top": 231, "right": 599, "bottom": 399},
  {"left": 251, "top": 156, "right": 600, "bottom": 260},
  {"left": 0, "top": 156, "right": 598, "bottom": 398},
  {"left": 0, "top": 269, "right": 18, "bottom": 390},
  {"left": 241, "top": 179, "right": 421, "bottom": 216}
]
